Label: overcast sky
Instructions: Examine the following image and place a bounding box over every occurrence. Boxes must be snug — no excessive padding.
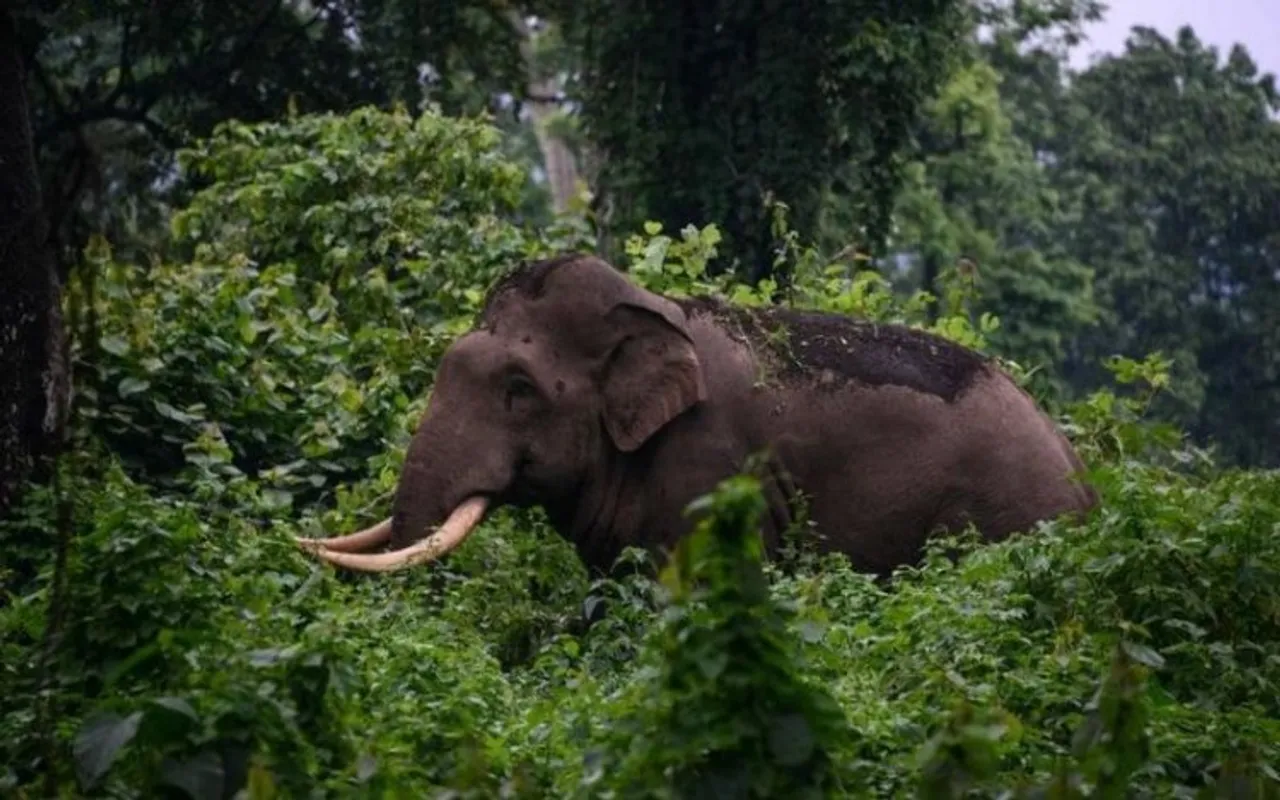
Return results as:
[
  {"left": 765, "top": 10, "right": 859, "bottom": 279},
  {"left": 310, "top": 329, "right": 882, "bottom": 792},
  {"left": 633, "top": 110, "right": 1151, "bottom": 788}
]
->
[{"left": 1068, "top": 0, "right": 1280, "bottom": 78}]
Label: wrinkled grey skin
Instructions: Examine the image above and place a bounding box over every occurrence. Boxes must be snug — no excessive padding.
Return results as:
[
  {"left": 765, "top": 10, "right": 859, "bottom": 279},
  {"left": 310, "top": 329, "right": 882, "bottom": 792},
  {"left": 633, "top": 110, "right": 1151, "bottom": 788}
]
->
[{"left": 385, "top": 253, "right": 1096, "bottom": 576}]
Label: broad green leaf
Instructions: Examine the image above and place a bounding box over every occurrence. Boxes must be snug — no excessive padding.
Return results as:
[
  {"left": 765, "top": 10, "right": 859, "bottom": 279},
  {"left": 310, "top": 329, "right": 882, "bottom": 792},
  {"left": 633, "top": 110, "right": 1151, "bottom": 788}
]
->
[
  {"left": 74, "top": 711, "right": 142, "bottom": 787},
  {"left": 118, "top": 377, "right": 151, "bottom": 397},
  {"left": 100, "top": 335, "right": 131, "bottom": 356},
  {"left": 159, "top": 751, "right": 224, "bottom": 800}
]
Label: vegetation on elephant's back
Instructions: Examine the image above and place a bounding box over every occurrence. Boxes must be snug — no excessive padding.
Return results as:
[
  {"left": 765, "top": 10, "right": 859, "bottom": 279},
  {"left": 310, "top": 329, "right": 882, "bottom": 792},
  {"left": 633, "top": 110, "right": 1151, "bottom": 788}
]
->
[{"left": 2, "top": 107, "right": 1279, "bottom": 797}]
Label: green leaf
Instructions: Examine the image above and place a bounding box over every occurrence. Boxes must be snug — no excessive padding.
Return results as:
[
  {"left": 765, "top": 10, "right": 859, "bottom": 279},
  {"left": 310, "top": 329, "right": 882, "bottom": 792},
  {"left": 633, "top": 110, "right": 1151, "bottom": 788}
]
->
[
  {"left": 696, "top": 651, "right": 728, "bottom": 679},
  {"left": 100, "top": 335, "right": 131, "bottom": 356},
  {"left": 138, "top": 696, "right": 200, "bottom": 745},
  {"left": 160, "top": 751, "right": 225, "bottom": 800},
  {"left": 249, "top": 647, "right": 291, "bottom": 667},
  {"left": 74, "top": 711, "right": 142, "bottom": 787},
  {"left": 118, "top": 377, "right": 151, "bottom": 397},
  {"left": 1121, "top": 640, "right": 1166, "bottom": 669},
  {"left": 150, "top": 696, "right": 198, "bottom": 722},
  {"left": 261, "top": 489, "right": 294, "bottom": 511},
  {"left": 796, "top": 619, "right": 826, "bottom": 643},
  {"left": 154, "top": 401, "right": 201, "bottom": 424},
  {"left": 238, "top": 315, "right": 259, "bottom": 344}
]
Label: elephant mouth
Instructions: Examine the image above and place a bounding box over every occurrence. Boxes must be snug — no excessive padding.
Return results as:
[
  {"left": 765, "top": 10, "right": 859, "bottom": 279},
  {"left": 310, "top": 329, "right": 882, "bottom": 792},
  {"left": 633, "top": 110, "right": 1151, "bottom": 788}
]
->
[{"left": 296, "top": 495, "right": 490, "bottom": 573}]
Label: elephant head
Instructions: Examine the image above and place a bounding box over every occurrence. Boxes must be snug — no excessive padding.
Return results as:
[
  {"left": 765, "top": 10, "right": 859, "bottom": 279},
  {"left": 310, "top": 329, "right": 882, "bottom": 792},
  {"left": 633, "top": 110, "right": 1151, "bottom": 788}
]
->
[{"left": 299, "top": 253, "right": 707, "bottom": 571}]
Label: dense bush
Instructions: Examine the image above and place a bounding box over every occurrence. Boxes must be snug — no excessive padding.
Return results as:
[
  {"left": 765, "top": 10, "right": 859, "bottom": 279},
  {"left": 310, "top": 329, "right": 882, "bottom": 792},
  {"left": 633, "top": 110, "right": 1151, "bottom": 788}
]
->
[
  {"left": 78, "top": 106, "right": 592, "bottom": 500},
  {"left": 3, "top": 107, "right": 1278, "bottom": 797}
]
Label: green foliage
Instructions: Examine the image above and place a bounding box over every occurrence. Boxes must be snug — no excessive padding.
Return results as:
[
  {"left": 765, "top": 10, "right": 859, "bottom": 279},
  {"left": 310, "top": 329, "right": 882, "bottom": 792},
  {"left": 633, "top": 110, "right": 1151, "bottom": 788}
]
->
[
  {"left": 1068, "top": 28, "right": 1280, "bottom": 468},
  {"left": 4, "top": 104, "right": 1280, "bottom": 798},
  {"left": 554, "top": 0, "right": 969, "bottom": 282},
  {"left": 1, "top": 450, "right": 588, "bottom": 796},
  {"left": 75, "top": 106, "right": 590, "bottom": 499},
  {"left": 621, "top": 215, "right": 1001, "bottom": 356},
  {"left": 985, "top": 24, "right": 1280, "bottom": 466},
  {"left": 888, "top": 57, "right": 1098, "bottom": 380},
  {"left": 590, "top": 475, "right": 855, "bottom": 797},
  {"left": 7, "top": 373, "right": 1280, "bottom": 795},
  {"left": 23, "top": 0, "right": 552, "bottom": 263},
  {"left": 1061, "top": 352, "right": 1185, "bottom": 466}
]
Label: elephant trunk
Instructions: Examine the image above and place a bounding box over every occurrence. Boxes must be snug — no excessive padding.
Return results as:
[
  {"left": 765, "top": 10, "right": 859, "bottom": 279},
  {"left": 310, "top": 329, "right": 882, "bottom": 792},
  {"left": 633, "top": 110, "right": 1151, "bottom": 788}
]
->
[{"left": 296, "top": 404, "right": 502, "bottom": 573}]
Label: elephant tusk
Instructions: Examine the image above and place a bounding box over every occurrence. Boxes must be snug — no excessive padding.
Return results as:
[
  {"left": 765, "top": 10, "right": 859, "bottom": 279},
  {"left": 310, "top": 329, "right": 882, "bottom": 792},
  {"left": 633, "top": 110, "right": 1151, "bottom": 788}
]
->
[
  {"left": 311, "top": 496, "right": 489, "bottom": 572},
  {"left": 297, "top": 516, "right": 393, "bottom": 553}
]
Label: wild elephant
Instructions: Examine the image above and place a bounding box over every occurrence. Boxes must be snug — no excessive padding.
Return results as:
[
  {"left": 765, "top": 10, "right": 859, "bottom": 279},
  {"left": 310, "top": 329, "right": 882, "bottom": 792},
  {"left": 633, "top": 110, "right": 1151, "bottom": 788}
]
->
[{"left": 298, "top": 253, "right": 1097, "bottom": 576}]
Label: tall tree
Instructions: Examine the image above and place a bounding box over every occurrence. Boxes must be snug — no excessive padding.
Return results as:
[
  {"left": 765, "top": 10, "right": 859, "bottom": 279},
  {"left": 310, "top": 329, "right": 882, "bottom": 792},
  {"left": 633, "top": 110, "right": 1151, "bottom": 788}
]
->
[
  {"left": 888, "top": 57, "right": 1098, "bottom": 377},
  {"left": 556, "top": 0, "right": 968, "bottom": 285},
  {"left": 860, "top": 0, "right": 1103, "bottom": 382},
  {"left": 511, "top": 14, "right": 583, "bottom": 215},
  {"left": 0, "top": 5, "right": 68, "bottom": 515},
  {"left": 1055, "top": 27, "right": 1280, "bottom": 465},
  {"left": 20, "top": 0, "right": 551, "bottom": 271}
]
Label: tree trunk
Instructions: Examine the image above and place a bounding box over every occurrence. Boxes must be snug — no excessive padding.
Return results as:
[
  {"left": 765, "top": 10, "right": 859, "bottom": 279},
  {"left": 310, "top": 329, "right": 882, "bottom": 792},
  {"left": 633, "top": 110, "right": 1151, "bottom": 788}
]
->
[
  {"left": 511, "top": 15, "right": 582, "bottom": 215},
  {"left": 0, "top": 5, "right": 69, "bottom": 516},
  {"left": 527, "top": 76, "right": 580, "bottom": 214}
]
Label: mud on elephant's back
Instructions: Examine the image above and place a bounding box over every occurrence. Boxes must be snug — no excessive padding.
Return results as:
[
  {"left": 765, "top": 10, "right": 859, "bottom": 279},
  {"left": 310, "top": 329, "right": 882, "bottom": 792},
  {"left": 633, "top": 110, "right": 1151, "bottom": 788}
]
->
[{"left": 673, "top": 295, "right": 991, "bottom": 401}]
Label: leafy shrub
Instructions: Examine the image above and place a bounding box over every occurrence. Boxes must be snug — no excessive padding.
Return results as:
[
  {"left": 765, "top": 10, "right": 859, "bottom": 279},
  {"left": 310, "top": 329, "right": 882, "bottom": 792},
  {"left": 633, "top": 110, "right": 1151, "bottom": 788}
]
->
[
  {"left": 621, "top": 212, "right": 1001, "bottom": 356},
  {"left": 765, "top": 455, "right": 1280, "bottom": 797},
  {"left": 587, "top": 475, "right": 856, "bottom": 798},
  {"left": 77, "top": 106, "right": 592, "bottom": 502},
  {"left": 7, "top": 439, "right": 1280, "bottom": 796}
]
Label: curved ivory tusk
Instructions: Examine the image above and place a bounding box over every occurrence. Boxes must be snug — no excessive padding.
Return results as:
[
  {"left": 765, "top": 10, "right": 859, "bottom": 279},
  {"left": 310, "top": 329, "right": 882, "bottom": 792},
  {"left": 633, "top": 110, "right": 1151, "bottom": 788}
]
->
[
  {"left": 312, "top": 496, "right": 489, "bottom": 572},
  {"left": 297, "top": 516, "right": 393, "bottom": 554}
]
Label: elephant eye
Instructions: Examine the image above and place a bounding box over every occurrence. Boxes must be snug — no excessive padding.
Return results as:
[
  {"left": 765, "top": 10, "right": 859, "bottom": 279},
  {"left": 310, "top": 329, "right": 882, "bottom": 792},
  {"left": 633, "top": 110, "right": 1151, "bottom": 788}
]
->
[{"left": 504, "top": 373, "right": 539, "bottom": 411}]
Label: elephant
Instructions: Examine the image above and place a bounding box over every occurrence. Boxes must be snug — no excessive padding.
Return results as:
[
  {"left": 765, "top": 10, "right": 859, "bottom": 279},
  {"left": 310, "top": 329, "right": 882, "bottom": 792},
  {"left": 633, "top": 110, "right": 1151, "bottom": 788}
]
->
[{"left": 298, "top": 253, "right": 1097, "bottom": 577}]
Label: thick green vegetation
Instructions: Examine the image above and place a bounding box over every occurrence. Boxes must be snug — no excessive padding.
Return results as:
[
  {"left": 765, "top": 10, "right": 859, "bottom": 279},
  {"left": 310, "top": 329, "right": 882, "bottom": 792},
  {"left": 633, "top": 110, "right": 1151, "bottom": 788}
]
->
[{"left": 3, "top": 108, "right": 1278, "bottom": 798}]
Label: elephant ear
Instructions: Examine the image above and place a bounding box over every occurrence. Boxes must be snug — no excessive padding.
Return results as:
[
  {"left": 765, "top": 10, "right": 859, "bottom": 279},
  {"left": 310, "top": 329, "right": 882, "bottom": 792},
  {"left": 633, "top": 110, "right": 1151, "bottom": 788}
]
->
[{"left": 600, "top": 301, "right": 707, "bottom": 452}]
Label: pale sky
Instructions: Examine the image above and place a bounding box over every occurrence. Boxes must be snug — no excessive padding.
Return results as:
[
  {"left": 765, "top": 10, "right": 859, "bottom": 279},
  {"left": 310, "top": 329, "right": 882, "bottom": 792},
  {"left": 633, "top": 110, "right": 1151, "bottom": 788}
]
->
[{"left": 1070, "top": 0, "right": 1280, "bottom": 79}]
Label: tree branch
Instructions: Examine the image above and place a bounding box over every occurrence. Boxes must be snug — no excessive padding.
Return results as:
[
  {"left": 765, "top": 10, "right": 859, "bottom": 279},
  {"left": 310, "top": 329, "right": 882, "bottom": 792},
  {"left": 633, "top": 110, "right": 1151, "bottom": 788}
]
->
[
  {"left": 87, "top": 17, "right": 135, "bottom": 115},
  {"left": 34, "top": 0, "right": 286, "bottom": 144},
  {"left": 112, "top": 18, "right": 136, "bottom": 104}
]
